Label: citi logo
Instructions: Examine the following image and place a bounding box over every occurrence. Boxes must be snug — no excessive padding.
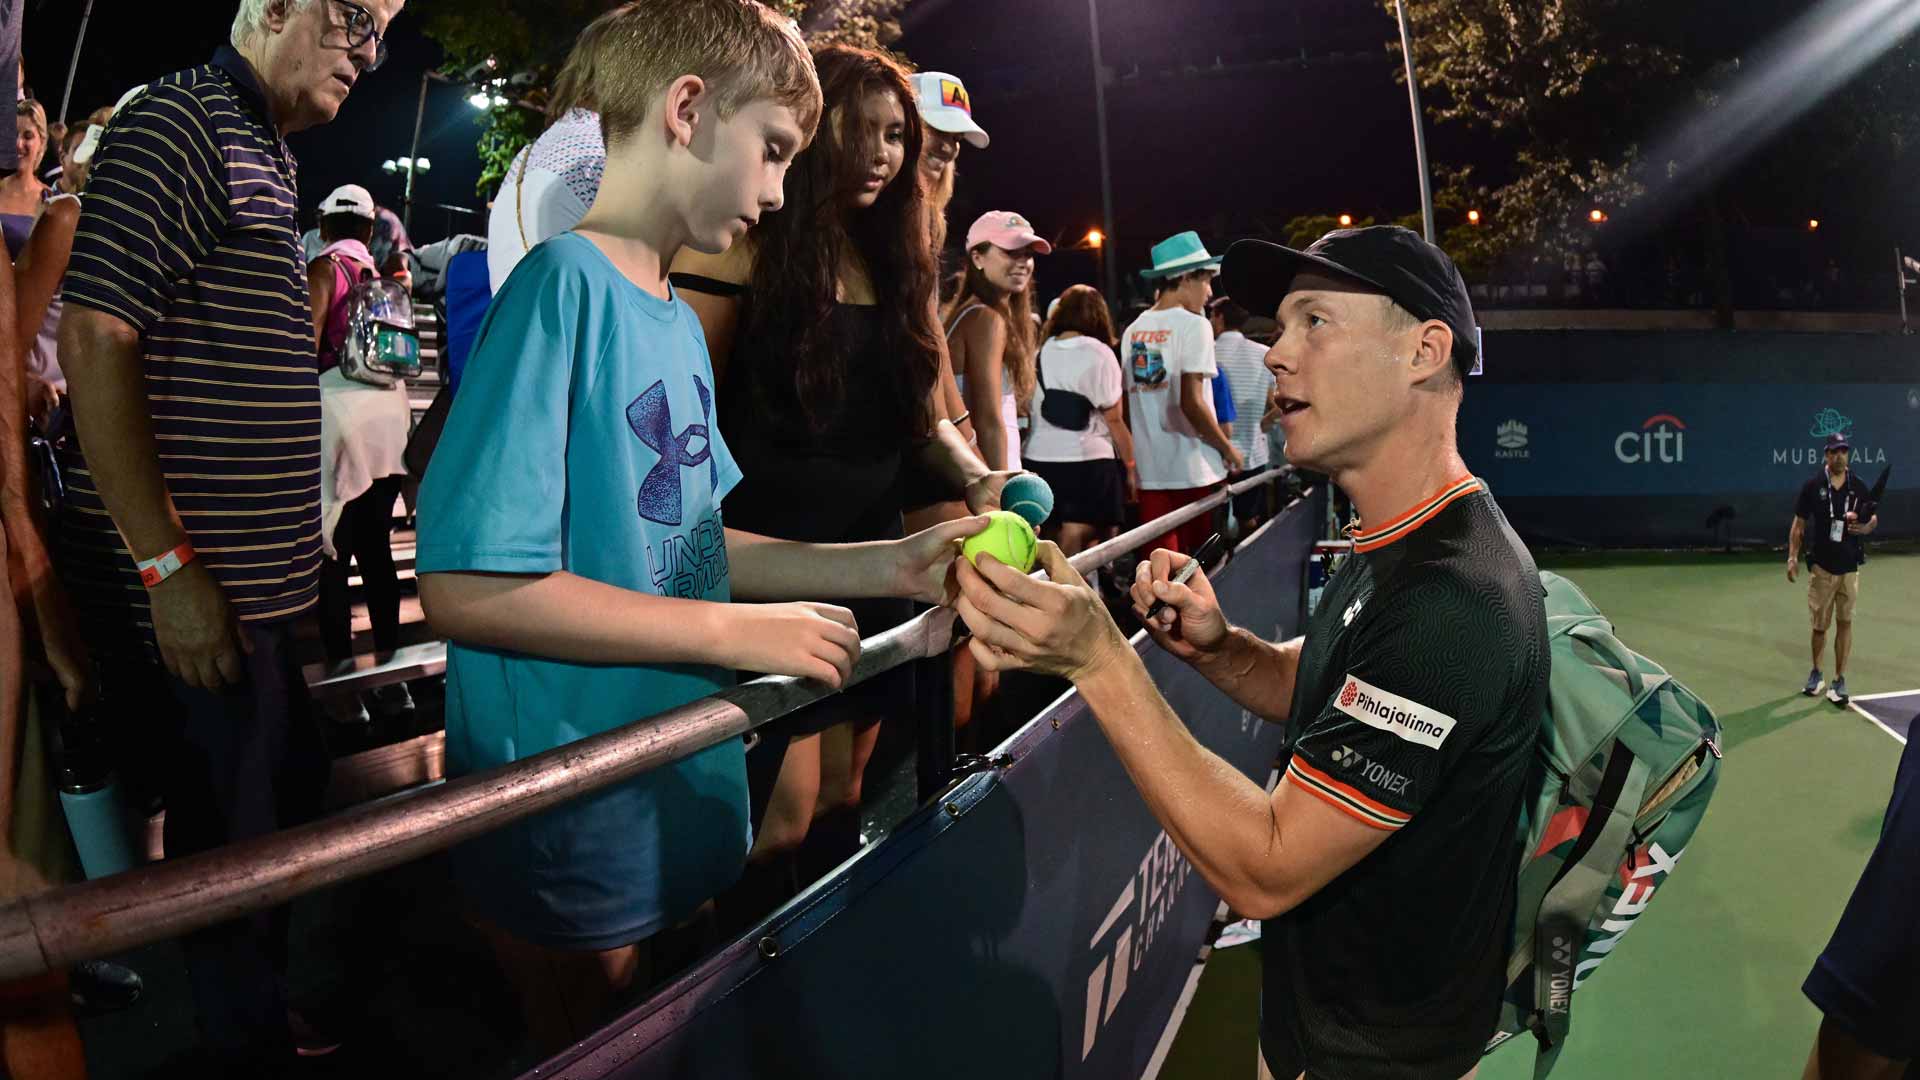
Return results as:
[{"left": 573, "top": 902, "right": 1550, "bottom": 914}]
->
[
  {"left": 1495, "top": 419, "right": 1530, "bottom": 459},
  {"left": 1615, "top": 414, "right": 1686, "bottom": 464}
]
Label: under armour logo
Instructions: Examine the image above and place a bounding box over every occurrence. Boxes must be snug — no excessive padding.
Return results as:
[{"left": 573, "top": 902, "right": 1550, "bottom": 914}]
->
[{"left": 627, "top": 376, "right": 717, "bottom": 526}]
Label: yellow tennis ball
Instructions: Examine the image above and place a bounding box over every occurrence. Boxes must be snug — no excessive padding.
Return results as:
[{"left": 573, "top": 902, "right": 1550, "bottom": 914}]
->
[{"left": 962, "top": 510, "right": 1039, "bottom": 574}]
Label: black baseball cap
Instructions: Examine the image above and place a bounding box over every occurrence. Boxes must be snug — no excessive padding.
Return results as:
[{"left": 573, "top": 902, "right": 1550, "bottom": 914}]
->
[
  {"left": 1825, "top": 432, "right": 1851, "bottom": 451},
  {"left": 1219, "top": 225, "right": 1479, "bottom": 377}
]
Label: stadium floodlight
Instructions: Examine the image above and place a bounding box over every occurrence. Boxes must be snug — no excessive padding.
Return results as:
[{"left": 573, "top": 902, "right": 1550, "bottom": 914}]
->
[{"left": 469, "top": 92, "right": 491, "bottom": 110}]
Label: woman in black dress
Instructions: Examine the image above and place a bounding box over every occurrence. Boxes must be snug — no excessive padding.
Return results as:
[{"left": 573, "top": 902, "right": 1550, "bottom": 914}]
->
[{"left": 675, "top": 44, "right": 1010, "bottom": 910}]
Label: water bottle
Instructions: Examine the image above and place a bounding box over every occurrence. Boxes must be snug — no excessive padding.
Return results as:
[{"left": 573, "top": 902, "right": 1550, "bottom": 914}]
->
[{"left": 50, "top": 695, "right": 136, "bottom": 880}]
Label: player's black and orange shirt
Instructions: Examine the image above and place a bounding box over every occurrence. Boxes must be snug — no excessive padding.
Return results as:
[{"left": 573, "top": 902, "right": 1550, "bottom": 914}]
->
[{"left": 1261, "top": 476, "right": 1548, "bottom": 1080}]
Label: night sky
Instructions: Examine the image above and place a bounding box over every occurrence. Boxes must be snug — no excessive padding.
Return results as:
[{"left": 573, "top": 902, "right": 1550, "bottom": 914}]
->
[{"left": 21, "top": 0, "right": 1916, "bottom": 302}]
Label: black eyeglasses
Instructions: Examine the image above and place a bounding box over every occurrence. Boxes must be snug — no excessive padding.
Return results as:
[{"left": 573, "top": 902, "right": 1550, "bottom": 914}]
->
[{"left": 332, "top": 0, "right": 388, "bottom": 72}]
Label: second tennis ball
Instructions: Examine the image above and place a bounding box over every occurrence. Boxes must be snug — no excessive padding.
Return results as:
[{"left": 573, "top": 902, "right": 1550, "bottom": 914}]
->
[{"left": 962, "top": 510, "right": 1039, "bottom": 574}]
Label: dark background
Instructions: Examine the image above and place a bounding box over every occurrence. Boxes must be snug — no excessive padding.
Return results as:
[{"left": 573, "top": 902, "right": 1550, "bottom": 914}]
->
[{"left": 22, "top": 0, "right": 1918, "bottom": 300}]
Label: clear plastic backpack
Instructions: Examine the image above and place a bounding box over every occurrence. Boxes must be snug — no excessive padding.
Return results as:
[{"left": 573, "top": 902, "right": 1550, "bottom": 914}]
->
[{"left": 338, "top": 277, "right": 422, "bottom": 388}]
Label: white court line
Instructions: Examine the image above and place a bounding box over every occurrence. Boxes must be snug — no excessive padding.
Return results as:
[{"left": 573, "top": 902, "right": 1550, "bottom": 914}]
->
[
  {"left": 1846, "top": 700, "right": 1911, "bottom": 745},
  {"left": 1847, "top": 689, "right": 1920, "bottom": 702}
]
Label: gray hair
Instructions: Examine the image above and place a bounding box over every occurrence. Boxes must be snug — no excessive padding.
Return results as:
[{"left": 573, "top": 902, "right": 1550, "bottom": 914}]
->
[{"left": 232, "top": 0, "right": 319, "bottom": 46}]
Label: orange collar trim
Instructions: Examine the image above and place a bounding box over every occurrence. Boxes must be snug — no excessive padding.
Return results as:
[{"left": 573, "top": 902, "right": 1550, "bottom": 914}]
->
[{"left": 1350, "top": 476, "right": 1483, "bottom": 553}]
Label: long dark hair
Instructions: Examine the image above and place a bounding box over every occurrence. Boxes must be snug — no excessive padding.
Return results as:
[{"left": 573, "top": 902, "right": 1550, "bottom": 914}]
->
[{"left": 741, "top": 44, "right": 941, "bottom": 436}]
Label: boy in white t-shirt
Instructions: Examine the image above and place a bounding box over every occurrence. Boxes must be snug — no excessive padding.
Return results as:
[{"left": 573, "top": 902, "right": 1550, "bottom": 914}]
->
[{"left": 1124, "top": 231, "right": 1243, "bottom": 553}]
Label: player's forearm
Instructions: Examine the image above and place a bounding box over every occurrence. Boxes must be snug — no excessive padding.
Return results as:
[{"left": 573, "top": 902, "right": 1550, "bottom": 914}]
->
[
  {"left": 723, "top": 528, "right": 898, "bottom": 602},
  {"left": 1788, "top": 518, "right": 1804, "bottom": 561},
  {"left": 1076, "top": 645, "right": 1305, "bottom": 916},
  {"left": 1193, "top": 629, "right": 1302, "bottom": 723},
  {"left": 420, "top": 569, "right": 731, "bottom": 666},
  {"left": 61, "top": 310, "right": 186, "bottom": 560}
]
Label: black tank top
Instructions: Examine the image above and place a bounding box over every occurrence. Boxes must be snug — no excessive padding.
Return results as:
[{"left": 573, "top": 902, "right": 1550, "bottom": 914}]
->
[{"left": 719, "top": 301, "right": 915, "bottom": 544}]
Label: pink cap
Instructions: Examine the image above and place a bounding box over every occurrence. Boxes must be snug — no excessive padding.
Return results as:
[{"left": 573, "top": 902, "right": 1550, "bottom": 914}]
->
[{"left": 965, "top": 211, "right": 1052, "bottom": 255}]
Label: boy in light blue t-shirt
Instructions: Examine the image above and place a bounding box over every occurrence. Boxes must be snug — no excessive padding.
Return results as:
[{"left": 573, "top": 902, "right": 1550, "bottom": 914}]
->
[{"left": 416, "top": 0, "right": 987, "bottom": 1048}]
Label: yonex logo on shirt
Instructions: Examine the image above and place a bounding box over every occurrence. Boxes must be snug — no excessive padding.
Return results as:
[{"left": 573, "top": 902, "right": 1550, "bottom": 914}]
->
[{"left": 1334, "top": 675, "right": 1456, "bottom": 749}]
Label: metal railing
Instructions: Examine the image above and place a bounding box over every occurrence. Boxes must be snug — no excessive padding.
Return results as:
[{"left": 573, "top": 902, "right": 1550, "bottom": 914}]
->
[{"left": 0, "top": 467, "right": 1293, "bottom": 980}]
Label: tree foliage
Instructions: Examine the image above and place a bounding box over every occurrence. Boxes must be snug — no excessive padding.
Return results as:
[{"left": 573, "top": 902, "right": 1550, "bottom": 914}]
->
[{"left": 412, "top": 0, "right": 916, "bottom": 195}]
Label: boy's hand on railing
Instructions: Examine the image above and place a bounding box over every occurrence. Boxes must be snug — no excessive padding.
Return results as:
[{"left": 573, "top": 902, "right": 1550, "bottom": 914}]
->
[
  {"left": 1130, "top": 549, "right": 1230, "bottom": 665},
  {"left": 953, "top": 542, "right": 1129, "bottom": 683},
  {"left": 717, "top": 603, "right": 862, "bottom": 689},
  {"left": 892, "top": 515, "right": 992, "bottom": 606}
]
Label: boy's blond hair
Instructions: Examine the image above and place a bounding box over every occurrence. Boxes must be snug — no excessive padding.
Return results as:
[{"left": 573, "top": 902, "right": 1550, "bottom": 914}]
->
[{"left": 582, "top": 0, "right": 822, "bottom": 148}]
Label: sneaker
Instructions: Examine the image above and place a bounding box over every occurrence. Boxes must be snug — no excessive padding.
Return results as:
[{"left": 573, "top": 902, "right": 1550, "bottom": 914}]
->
[
  {"left": 69, "top": 959, "right": 143, "bottom": 1014},
  {"left": 1827, "top": 677, "right": 1849, "bottom": 706},
  {"left": 1802, "top": 668, "right": 1824, "bottom": 697},
  {"left": 366, "top": 681, "right": 415, "bottom": 720}
]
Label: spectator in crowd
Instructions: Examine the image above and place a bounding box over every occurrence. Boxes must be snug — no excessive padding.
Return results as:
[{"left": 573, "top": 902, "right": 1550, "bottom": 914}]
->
[
  {"left": 910, "top": 70, "right": 988, "bottom": 469},
  {"left": 1024, "top": 284, "right": 1134, "bottom": 556},
  {"left": 947, "top": 210, "right": 1048, "bottom": 473},
  {"left": 55, "top": 0, "right": 403, "bottom": 1065},
  {"left": 0, "top": 98, "right": 47, "bottom": 259},
  {"left": 911, "top": 70, "right": 986, "bottom": 256},
  {"left": 303, "top": 201, "right": 413, "bottom": 285},
  {"left": 675, "top": 43, "right": 1009, "bottom": 922},
  {"left": 1787, "top": 431, "right": 1877, "bottom": 706},
  {"left": 1124, "top": 231, "right": 1242, "bottom": 554},
  {"left": 485, "top": 16, "right": 610, "bottom": 293},
  {"left": 0, "top": 5, "right": 96, "bottom": 1069},
  {"left": 1210, "top": 296, "right": 1276, "bottom": 524},
  {"left": 307, "top": 184, "right": 413, "bottom": 723},
  {"left": 418, "top": 5, "right": 984, "bottom": 1048},
  {"left": 12, "top": 106, "right": 110, "bottom": 435}
]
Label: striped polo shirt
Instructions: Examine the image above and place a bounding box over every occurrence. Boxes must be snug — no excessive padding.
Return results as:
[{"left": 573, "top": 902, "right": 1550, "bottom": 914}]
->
[{"left": 59, "top": 47, "right": 322, "bottom": 633}]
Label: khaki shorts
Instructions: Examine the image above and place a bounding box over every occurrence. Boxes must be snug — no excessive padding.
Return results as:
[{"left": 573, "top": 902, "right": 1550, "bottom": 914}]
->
[{"left": 1808, "top": 566, "right": 1860, "bottom": 630}]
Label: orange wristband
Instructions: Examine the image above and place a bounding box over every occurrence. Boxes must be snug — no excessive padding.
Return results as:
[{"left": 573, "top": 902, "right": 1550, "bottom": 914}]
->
[{"left": 137, "top": 542, "right": 196, "bottom": 588}]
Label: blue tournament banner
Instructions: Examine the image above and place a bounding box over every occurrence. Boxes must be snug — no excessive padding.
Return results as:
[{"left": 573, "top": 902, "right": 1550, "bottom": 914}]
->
[
  {"left": 529, "top": 502, "right": 1313, "bottom": 1080},
  {"left": 1458, "top": 383, "right": 1920, "bottom": 497}
]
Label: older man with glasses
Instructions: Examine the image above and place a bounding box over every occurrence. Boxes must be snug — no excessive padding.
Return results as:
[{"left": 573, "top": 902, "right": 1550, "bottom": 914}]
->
[{"left": 54, "top": 0, "right": 403, "bottom": 1067}]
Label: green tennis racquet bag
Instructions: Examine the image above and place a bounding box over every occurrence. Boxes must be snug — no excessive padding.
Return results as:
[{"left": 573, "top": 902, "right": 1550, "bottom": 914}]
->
[{"left": 1485, "top": 571, "right": 1724, "bottom": 1078}]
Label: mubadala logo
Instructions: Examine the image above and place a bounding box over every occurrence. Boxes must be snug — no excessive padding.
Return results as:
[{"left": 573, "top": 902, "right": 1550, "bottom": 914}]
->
[
  {"left": 1328, "top": 745, "right": 1413, "bottom": 796},
  {"left": 1772, "top": 408, "right": 1886, "bottom": 467},
  {"left": 1495, "top": 419, "right": 1530, "bottom": 459},
  {"left": 1333, "top": 675, "right": 1456, "bottom": 749},
  {"left": 1615, "top": 413, "right": 1686, "bottom": 464}
]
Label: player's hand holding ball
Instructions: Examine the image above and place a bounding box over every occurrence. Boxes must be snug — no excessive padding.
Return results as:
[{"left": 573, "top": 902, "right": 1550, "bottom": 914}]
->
[
  {"left": 954, "top": 540, "right": 1128, "bottom": 682},
  {"left": 1131, "top": 549, "right": 1231, "bottom": 664}
]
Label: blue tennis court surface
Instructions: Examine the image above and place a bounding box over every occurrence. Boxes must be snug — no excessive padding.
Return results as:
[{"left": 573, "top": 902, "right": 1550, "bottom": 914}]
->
[{"left": 1849, "top": 690, "right": 1918, "bottom": 743}]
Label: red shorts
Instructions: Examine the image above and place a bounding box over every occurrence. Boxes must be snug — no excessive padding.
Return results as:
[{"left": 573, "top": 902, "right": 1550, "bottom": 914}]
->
[{"left": 1137, "top": 484, "right": 1220, "bottom": 556}]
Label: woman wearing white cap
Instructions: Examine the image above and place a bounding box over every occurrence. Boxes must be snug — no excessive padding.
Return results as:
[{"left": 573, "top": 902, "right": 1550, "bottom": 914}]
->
[
  {"left": 944, "top": 211, "right": 1051, "bottom": 473},
  {"left": 308, "top": 184, "right": 415, "bottom": 724}
]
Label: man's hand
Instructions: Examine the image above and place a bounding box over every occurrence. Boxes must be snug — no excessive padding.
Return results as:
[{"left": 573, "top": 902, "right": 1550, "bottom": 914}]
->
[
  {"left": 953, "top": 542, "right": 1128, "bottom": 681},
  {"left": 1787, "top": 557, "right": 1799, "bottom": 583},
  {"left": 1220, "top": 444, "right": 1246, "bottom": 473},
  {"left": 32, "top": 587, "right": 93, "bottom": 711},
  {"left": 715, "top": 602, "right": 862, "bottom": 688},
  {"left": 1846, "top": 514, "right": 1877, "bottom": 536},
  {"left": 1130, "top": 549, "right": 1231, "bottom": 664},
  {"left": 889, "top": 515, "right": 990, "bottom": 605},
  {"left": 148, "top": 562, "right": 250, "bottom": 690},
  {"left": 963, "top": 470, "right": 1021, "bottom": 515},
  {"left": 24, "top": 376, "right": 58, "bottom": 432}
]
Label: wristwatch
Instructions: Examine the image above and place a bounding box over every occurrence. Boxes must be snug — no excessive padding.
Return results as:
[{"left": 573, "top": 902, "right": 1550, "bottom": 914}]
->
[{"left": 136, "top": 541, "right": 197, "bottom": 589}]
